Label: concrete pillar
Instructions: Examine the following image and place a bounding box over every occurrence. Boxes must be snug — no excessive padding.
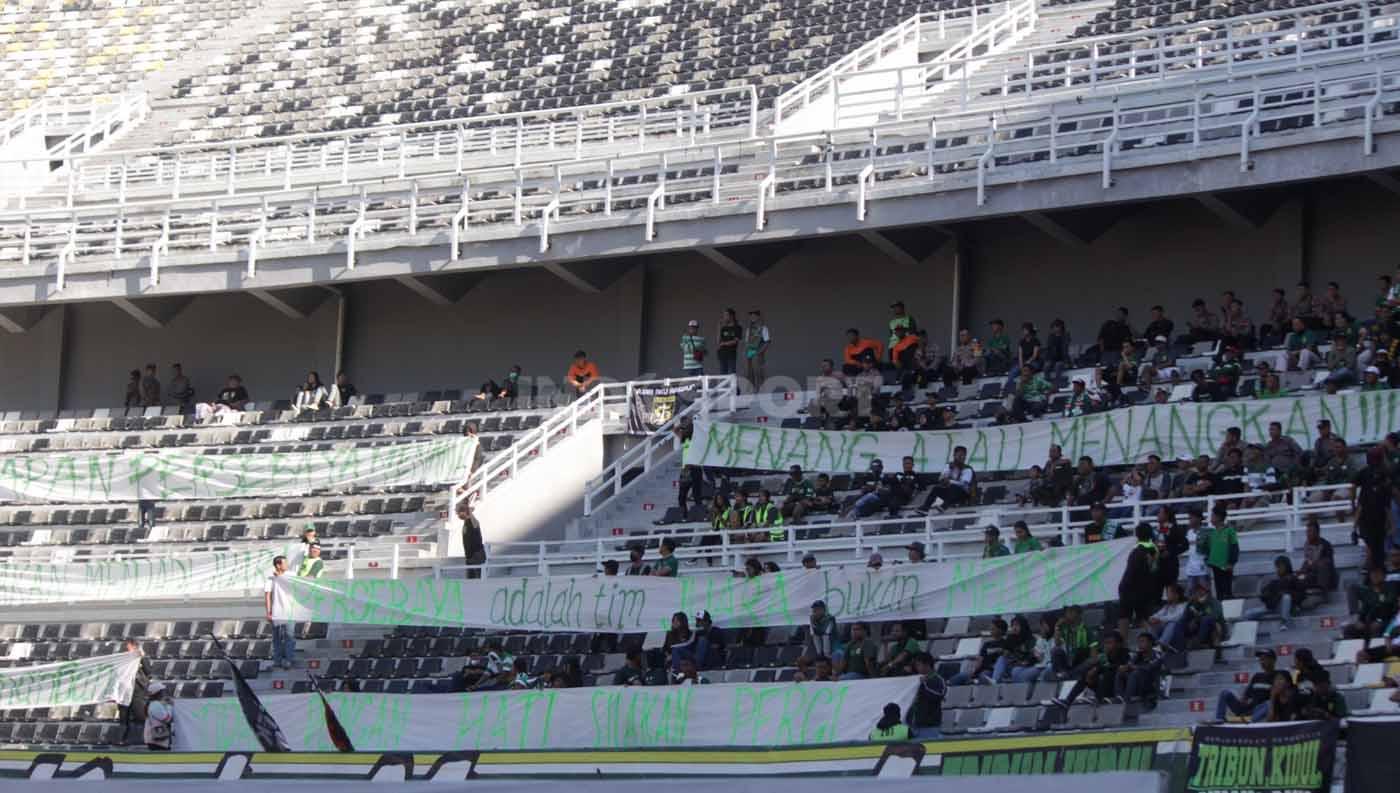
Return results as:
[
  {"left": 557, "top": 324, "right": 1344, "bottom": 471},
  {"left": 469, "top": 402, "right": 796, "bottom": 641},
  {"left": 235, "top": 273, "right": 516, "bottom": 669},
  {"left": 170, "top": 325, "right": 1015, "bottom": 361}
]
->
[{"left": 41, "top": 305, "right": 68, "bottom": 413}]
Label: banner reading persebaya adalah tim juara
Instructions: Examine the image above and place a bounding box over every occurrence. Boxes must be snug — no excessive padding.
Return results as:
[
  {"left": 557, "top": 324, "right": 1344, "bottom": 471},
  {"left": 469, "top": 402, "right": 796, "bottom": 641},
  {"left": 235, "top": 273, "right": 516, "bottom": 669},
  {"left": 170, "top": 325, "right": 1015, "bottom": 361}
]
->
[
  {"left": 0, "top": 435, "right": 477, "bottom": 503},
  {"left": 274, "top": 538, "right": 1134, "bottom": 630},
  {"left": 0, "top": 652, "right": 142, "bottom": 709},
  {"left": 685, "top": 390, "right": 1400, "bottom": 473}
]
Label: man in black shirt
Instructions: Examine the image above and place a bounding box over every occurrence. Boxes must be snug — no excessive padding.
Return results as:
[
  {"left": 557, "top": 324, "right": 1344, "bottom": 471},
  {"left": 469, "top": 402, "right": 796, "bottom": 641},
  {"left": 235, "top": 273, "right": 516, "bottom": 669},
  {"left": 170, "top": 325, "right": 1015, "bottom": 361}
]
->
[
  {"left": 1297, "top": 670, "right": 1348, "bottom": 721},
  {"left": 1052, "top": 630, "right": 1130, "bottom": 707},
  {"left": 908, "top": 652, "right": 947, "bottom": 739},
  {"left": 1214, "top": 649, "right": 1276, "bottom": 722},
  {"left": 1353, "top": 447, "right": 1393, "bottom": 566},
  {"left": 1144, "top": 305, "right": 1175, "bottom": 345},
  {"left": 1072, "top": 456, "right": 1110, "bottom": 507},
  {"left": 1117, "top": 522, "right": 1161, "bottom": 638},
  {"left": 881, "top": 456, "right": 922, "bottom": 517},
  {"left": 1095, "top": 307, "right": 1133, "bottom": 365}
]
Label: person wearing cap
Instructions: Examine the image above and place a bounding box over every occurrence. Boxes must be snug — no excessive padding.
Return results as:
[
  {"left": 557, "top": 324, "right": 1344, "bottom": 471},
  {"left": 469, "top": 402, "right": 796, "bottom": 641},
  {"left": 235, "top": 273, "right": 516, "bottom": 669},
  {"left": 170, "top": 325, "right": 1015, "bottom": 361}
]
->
[
  {"left": 799, "top": 601, "right": 839, "bottom": 674},
  {"left": 1361, "top": 365, "right": 1387, "bottom": 391},
  {"left": 1062, "top": 377, "right": 1099, "bottom": 418},
  {"left": 680, "top": 320, "right": 707, "bottom": 376},
  {"left": 143, "top": 682, "right": 174, "bottom": 750},
  {"left": 905, "top": 541, "right": 926, "bottom": 563},
  {"left": 565, "top": 350, "right": 600, "bottom": 396},
  {"left": 842, "top": 328, "right": 884, "bottom": 376},
  {"left": 981, "top": 525, "right": 1010, "bottom": 558},
  {"left": 297, "top": 543, "right": 325, "bottom": 578},
  {"left": 888, "top": 301, "right": 916, "bottom": 349},
  {"left": 743, "top": 309, "right": 771, "bottom": 387}
]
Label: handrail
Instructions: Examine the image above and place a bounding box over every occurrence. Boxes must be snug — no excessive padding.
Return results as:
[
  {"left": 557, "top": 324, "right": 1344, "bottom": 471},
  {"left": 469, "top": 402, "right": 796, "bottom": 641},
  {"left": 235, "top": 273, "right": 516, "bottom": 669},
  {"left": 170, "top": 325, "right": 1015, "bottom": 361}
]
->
[
  {"left": 976, "top": 118, "right": 998, "bottom": 206},
  {"left": 246, "top": 221, "right": 268, "bottom": 278},
  {"left": 150, "top": 218, "right": 170, "bottom": 285},
  {"left": 540, "top": 196, "right": 561, "bottom": 252},
  {"left": 644, "top": 184, "right": 665, "bottom": 241},
  {"left": 856, "top": 163, "right": 876, "bottom": 220},
  {"left": 55, "top": 228, "right": 75, "bottom": 291},
  {"left": 756, "top": 171, "right": 776, "bottom": 230}
]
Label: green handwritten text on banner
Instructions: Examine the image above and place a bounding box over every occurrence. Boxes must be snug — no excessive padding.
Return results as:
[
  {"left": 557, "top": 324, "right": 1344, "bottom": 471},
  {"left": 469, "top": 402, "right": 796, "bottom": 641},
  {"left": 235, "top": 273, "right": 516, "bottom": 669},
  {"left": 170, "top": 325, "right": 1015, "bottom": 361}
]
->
[
  {"left": 0, "top": 547, "right": 289, "bottom": 606},
  {"left": 684, "top": 391, "right": 1400, "bottom": 473},
  {"left": 170, "top": 677, "right": 918, "bottom": 752},
  {"left": 0, "top": 652, "right": 141, "bottom": 709},
  {"left": 275, "top": 539, "right": 1132, "bottom": 630},
  {"left": 0, "top": 435, "right": 477, "bottom": 503}
]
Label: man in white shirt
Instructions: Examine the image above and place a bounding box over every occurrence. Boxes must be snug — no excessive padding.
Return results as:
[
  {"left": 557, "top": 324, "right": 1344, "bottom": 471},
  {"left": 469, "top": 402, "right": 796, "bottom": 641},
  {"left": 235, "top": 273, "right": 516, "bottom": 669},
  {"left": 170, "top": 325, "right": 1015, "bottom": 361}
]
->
[
  {"left": 918, "top": 445, "right": 975, "bottom": 514},
  {"left": 263, "top": 555, "right": 296, "bottom": 670}
]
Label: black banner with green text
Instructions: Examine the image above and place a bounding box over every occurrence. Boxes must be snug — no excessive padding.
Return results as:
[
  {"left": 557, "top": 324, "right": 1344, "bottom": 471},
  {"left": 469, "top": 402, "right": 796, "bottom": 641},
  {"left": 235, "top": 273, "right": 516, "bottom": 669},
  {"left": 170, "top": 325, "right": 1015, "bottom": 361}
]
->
[{"left": 1186, "top": 721, "right": 1336, "bottom": 793}]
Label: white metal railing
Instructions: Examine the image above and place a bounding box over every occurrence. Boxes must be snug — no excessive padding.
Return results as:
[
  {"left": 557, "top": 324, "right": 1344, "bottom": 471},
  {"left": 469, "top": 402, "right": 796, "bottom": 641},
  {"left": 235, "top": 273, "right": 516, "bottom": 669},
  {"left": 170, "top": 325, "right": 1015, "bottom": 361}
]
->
[
  {"left": 7, "top": 48, "right": 1400, "bottom": 279},
  {"left": 830, "top": 0, "right": 1400, "bottom": 122},
  {"left": 437, "top": 483, "right": 1356, "bottom": 578},
  {"left": 0, "top": 95, "right": 128, "bottom": 151},
  {"left": 0, "top": 87, "right": 758, "bottom": 209}
]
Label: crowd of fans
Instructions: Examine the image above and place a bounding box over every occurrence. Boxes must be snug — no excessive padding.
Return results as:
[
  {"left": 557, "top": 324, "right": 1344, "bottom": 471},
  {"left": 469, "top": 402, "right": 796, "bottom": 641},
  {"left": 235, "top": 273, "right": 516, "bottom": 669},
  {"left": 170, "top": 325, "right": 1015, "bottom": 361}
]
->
[{"left": 120, "top": 364, "right": 360, "bottom": 420}]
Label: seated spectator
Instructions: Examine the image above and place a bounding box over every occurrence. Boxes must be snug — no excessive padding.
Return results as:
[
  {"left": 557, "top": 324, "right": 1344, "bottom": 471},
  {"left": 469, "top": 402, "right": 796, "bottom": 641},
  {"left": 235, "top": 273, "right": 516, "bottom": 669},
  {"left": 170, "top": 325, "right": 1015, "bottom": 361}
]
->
[
  {"left": 1147, "top": 583, "right": 1189, "bottom": 651},
  {"left": 1255, "top": 372, "right": 1289, "bottom": 399},
  {"left": 1344, "top": 565, "right": 1398, "bottom": 639},
  {"left": 1214, "top": 649, "right": 1276, "bottom": 723},
  {"left": 802, "top": 553, "right": 819, "bottom": 570},
  {"left": 842, "top": 328, "right": 884, "bottom": 376},
  {"left": 293, "top": 371, "right": 330, "bottom": 416},
  {"left": 917, "top": 446, "right": 974, "bottom": 514},
  {"left": 890, "top": 324, "right": 920, "bottom": 379},
  {"left": 748, "top": 489, "right": 783, "bottom": 543},
  {"left": 1297, "top": 517, "right": 1337, "bottom": 592},
  {"left": 1048, "top": 605, "right": 1093, "bottom": 680},
  {"left": 297, "top": 544, "right": 325, "bottom": 578},
  {"left": 779, "top": 465, "right": 815, "bottom": 524},
  {"left": 983, "top": 319, "right": 1012, "bottom": 374},
  {"left": 881, "top": 456, "right": 922, "bottom": 517},
  {"left": 908, "top": 653, "right": 947, "bottom": 739},
  {"left": 798, "top": 600, "right": 838, "bottom": 672},
  {"left": 946, "top": 329, "right": 984, "bottom": 385},
  {"left": 1051, "top": 630, "right": 1130, "bottom": 707},
  {"left": 1263, "top": 421, "right": 1303, "bottom": 481},
  {"left": 981, "top": 525, "right": 1010, "bottom": 558},
  {"left": 1093, "top": 307, "right": 1133, "bottom": 365},
  {"left": 1260, "top": 287, "right": 1290, "bottom": 346},
  {"left": 476, "top": 366, "right": 522, "bottom": 402},
  {"left": 1003, "top": 365, "right": 1054, "bottom": 423},
  {"left": 1298, "top": 669, "right": 1347, "bottom": 720},
  {"left": 1246, "top": 556, "right": 1302, "bottom": 630},
  {"left": 795, "top": 655, "right": 836, "bottom": 683},
  {"left": 1012, "top": 521, "right": 1042, "bottom": 553},
  {"left": 195, "top": 375, "right": 250, "bottom": 420},
  {"left": 1323, "top": 334, "right": 1358, "bottom": 386},
  {"left": 1207, "top": 346, "right": 1243, "bottom": 399},
  {"left": 1083, "top": 502, "right": 1126, "bottom": 543},
  {"left": 842, "top": 459, "right": 886, "bottom": 519},
  {"left": 1182, "top": 298, "right": 1221, "bottom": 345},
  {"left": 948, "top": 618, "right": 1010, "bottom": 685},
  {"left": 1144, "top": 305, "right": 1175, "bottom": 346},
  {"left": 812, "top": 359, "right": 849, "bottom": 425},
  {"left": 124, "top": 369, "right": 142, "bottom": 407},
  {"left": 1363, "top": 365, "right": 1388, "bottom": 390},
  {"left": 327, "top": 370, "right": 357, "bottom": 408},
  {"left": 838, "top": 622, "right": 881, "bottom": 680},
  {"left": 1284, "top": 317, "right": 1322, "bottom": 370},
  {"left": 1185, "top": 582, "right": 1225, "bottom": 648},
  {"left": 565, "top": 350, "right": 600, "bottom": 396},
  {"left": 1063, "top": 377, "right": 1101, "bottom": 418},
  {"left": 652, "top": 539, "right": 680, "bottom": 577},
  {"left": 168, "top": 363, "right": 195, "bottom": 413},
  {"left": 991, "top": 616, "right": 1042, "bottom": 684},
  {"left": 1071, "top": 456, "right": 1111, "bottom": 506},
  {"left": 624, "top": 545, "right": 652, "bottom": 576},
  {"left": 1222, "top": 299, "right": 1254, "bottom": 350},
  {"left": 1265, "top": 670, "right": 1301, "bottom": 722},
  {"left": 672, "top": 656, "right": 709, "bottom": 685},
  {"left": 663, "top": 612, "right": 695, "bottom": 670},
  {"left": 868, "top": 703, "right": 911, "bottom": 742},
  {"left": 879, "top": 622, "right": 922, "bottom": 677},
  {"left": 692, "top": 611, "right": 722, "bottom": 669},
  {"left": 1292, "top": 282, "right": 1326, "bottom": 330},
  {"left": 140, "top": 364, "right": 161, "bottom": 407},
  {"left": 1120, "top": 632, "right": 1165, "bottom": 706},
  {"left": 602, "top": 560, "right": 619, "bottom": 576}
]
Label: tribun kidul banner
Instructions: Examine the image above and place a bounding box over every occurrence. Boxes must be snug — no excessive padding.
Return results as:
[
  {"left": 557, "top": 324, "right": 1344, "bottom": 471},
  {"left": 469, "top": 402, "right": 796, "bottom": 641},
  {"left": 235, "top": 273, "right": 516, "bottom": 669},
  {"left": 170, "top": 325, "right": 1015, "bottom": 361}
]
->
[
  {"left": 0, "top": 652, "right": 142, "bottom": 709},
  {"left": 0, "top": 435, "right": 477, "bottom": 503},
  {"left": 684, "top": 391, "right": 1399, "bottom": 473},
  {"left": 0, "top": 546, "right": 291, "bottom": 606},
  {"left": 273, "top": 539, "right": 1134, "bottom": 630},
  {"left": 172, "top": 677, "right": 919, "bottom": 752}
]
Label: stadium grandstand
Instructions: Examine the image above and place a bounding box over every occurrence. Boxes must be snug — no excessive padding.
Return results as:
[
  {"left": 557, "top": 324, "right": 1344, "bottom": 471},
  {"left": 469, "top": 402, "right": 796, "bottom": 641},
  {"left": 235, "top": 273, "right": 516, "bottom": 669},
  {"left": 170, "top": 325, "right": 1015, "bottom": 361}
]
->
[{"left": 1, "top": 0, "right": 1400, "bottom": 789}]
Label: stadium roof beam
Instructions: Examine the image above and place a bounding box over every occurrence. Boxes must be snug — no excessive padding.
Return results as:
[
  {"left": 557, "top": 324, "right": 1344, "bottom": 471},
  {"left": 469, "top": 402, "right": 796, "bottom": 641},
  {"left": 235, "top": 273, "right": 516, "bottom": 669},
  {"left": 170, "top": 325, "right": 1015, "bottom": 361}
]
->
[
  {"left": 857, "top": 227, "right": 950, "bottom": 268},
  {"left": 393, "top": 273, "right": 486, "bottom": 306},
  {"left": 0, "top": 306, "right": 47, "bottom": 334},
  {"left": 1021, "top": 206, "right": 1136, "bottom": 247},
  {"left": 248, "top": 287, "right": 331, "bottom": 320},
  {"left": 1194, "top": 189, "right": 1289, "bottom": 229},
  {"left": 543, "top": 257, "right": 637, "bottom": 294},
  {"left": 696, "top": 240, "right": 801, "bottom": 279},
  {"left": 110, "top": 296, "right": 193, "bottom": 329}
]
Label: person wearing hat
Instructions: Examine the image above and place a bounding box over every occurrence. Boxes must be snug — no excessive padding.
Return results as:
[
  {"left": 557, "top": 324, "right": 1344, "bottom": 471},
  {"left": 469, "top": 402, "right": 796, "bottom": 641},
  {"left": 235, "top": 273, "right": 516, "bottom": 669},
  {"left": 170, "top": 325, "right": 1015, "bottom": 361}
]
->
[
  {"left": 1062, "top": 377, "right": 1099, "bottom": 418},
  {"left": 143, "top": 682, "right": 174, "bottom": 750},
  {"left": 297, "top": 543, "right": 325, "bottom": 579},
  {"left": 680, "top": 320, "right": 707, "bottom": 376},
  {"left": 888, "top": 301, "right": 916, "bottom": 349},
  {"left": 981, "top": 526, "right": 1009, "bottom": 558},
  {"left": 1362, "top": 365, "right": 1386, "bottom": 391},
  {"left": 692, "top": 610, "right": 722, "bottom": 669},
  {"left": 565, "top": 350, "right": 600, "bottom": 396},
  {"left": 905, "top": 542, "right": 926, "bottom": 564}
]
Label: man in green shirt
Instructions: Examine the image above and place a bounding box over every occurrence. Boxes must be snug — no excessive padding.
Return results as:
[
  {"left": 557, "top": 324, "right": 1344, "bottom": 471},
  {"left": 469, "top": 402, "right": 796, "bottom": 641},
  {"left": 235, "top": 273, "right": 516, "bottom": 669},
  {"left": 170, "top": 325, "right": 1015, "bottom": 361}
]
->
[
  {"left": 653, "top": 538, "right": 680, "bottom": 577},
  {"left": 880, "top": 622, "right": 924, "bottom": 676},
  {"left": 779, "top": 465, "right": 815, "bottom": 524},
  {"left": 680, "top": 320, "right": 706, "bottom": 376},
  {"left": 982, "top": 525, "right": 1010, "bottom": 558},
  {"left": 297, "top": 544, "right": 325, "bottom": 578},
  {"left": 1007, "top": 366, "right": 1054, "bottom": 421},
  {"left": 840, "top": 621, "right": 881, "bottom": 679},
  {"left": 612, "top": 649, "right": 647, "bottom": 686},
  {"left": 985, "top": 319, "right": 1012, "bottom": 375},
  {"left": 1012, "top": 521, "right": 1042, "bottom": 553},
  {"left": 1203, "top": 504, "right": 1240, "bottom": 599},
  {"left": 1050, "top": 605, "right": 1093, "bottom": 678}
]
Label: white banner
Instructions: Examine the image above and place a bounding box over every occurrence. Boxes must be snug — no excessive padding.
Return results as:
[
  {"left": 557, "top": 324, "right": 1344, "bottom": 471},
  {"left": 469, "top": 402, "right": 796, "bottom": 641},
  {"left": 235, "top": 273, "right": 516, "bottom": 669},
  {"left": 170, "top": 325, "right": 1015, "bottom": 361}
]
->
[
  {"left": 275, "top": 539, "right": 1134, "bottom": 630},
  {"left": 172, "top": 677, "right": 919, "bottom": 752},
  {"left": 684, "top": 390, "right": 1399, "bottom": 473},
  {"left": 0, "top": 652, "right": 141, "bottom": 709},
  {"left": 0, "top": 546, "right": 291, "bottom": 606},
  {"left": 0, "top": 435, "right": 477, "bottom": 503}
]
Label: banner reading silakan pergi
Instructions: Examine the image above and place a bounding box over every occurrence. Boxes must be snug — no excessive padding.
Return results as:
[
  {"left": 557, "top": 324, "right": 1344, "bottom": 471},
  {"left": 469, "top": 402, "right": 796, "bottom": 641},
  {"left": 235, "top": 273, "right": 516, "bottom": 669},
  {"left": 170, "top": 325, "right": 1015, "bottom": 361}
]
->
[
  {"left": 628, "top": 383, "right": 698, "bottom": 434},
  {"left": 0, "top": 652, "right": 142, "bottom": 709},
  {"left": 274, "top": 538, "right": 1133, "bottom": 630},
  {"left": 685, "top": 390, "right": 1400, "bottom": 473},
  {"left": 172, "top": 677, "right": 918, "bottom": 752},
  {"left": 0, "top": 435, "right": 476, "bottom": 503},
  {"left": 0, "top": 546, "right": 289, "bottom": 606},
  {"left": 1187, "top": 721, "right": 1337, "bottom": 793}
]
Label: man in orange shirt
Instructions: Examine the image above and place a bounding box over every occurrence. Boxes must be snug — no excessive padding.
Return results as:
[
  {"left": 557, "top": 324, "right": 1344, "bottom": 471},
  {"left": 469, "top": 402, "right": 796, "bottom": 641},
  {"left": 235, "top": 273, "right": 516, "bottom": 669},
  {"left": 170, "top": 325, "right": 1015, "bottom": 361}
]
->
[
  {"left": 842, "top": 328, "right": 884, "bottom": 376},
  {"left": 566, "top": 350, "right": 600, "bottom": 396},
  {"left": 890, "top": 325, "right": 920, "bottom": 384}
]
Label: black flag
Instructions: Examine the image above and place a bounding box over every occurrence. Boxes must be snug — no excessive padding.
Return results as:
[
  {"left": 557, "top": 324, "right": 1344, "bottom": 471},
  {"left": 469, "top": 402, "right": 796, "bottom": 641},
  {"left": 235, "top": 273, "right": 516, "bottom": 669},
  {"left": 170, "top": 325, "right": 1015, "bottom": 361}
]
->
[
  {"left": 213, "top": 636, "right": 290, "bottom": 752},
  {"left": 309, "top": 673, "right": 355, "bottom": 752}
]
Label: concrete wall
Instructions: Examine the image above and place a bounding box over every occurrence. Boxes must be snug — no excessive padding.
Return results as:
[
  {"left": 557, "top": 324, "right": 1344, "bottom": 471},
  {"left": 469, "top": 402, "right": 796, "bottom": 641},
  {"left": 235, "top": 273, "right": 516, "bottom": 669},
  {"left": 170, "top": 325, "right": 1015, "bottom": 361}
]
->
[{"left": 13, "top": 179, "right": 1400, "bottom": 413}]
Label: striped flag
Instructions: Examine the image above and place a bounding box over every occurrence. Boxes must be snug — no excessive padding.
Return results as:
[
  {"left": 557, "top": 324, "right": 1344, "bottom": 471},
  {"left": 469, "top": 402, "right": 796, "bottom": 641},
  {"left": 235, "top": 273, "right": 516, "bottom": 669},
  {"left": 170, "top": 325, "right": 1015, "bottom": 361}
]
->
[{"left": 309, "top": 673, "right": 355, "bottom": 752}]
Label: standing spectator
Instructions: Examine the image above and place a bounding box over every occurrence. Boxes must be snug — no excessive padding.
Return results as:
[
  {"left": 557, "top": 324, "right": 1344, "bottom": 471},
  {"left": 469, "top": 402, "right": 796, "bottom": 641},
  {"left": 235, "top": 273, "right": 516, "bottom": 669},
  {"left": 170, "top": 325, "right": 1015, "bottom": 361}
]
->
[
  {"left": 1042, "top": 319, "right": 1071, "bottom": 380},
  {"left": 457, "top": 494, "right": 486, "bottom": 579},
  {"left": 947, "top": 329, "right": 984, "bottom": 385},
  {"left": 1203, "top": 504, "right": 1240, "bottom": 600},
  {"left": 120, "top": 639, "right": 152, "bottom": 745},
  {"left": 842, "top": 328, "right": 884, "bottom": 376},
  {"left": 743, "top": 309, "right": 771, "bottom": 387},
  {"left": 143, "top": 683, "right": 174, "bottom": 751},
  {"left": 329, "top": 370, "right": 358, "bottom": 408},
  {"left": 1246, "top": 556, "right": 1301, "bottom": 629},
  {"left": 297, "top": 543, "right": 326, "bottom": 578},
  {"left": 124, "top": 369, "right": 142, "bottom": 407},
  {"left": 293, "top": 371, "right": 330, "bottom": 416},
  {"left": 1354, "top": 447, "right": 1393, "bottom": 566},
  {"left": 1215, "top": 650, "right": 1276, "bottom": 723},
  {"left": 1118, "top": 522, "right": 1161, "bottom": 638},
  {"left": 1343, "top": 565, "right": 1397, "bottom": 639},
  {"left": 139, "top": 364, "right": 161, "bottom": 407},
  {"left": 680, "top": 320, "right": 707, "bottom": 376},
  {"left": 167, "top": 363, "right": 195, "bottom": 413},
  {"left": 917, "top": 445, "right": 974, "bottom": 513},
  {"left": 888, "top": 301, "right": 916, "bottom": 348},
  {"left": 908, "top": 653, "right": 947, "bottom": 739},
  {"left": 716, "top": 308, "right": 743, "bottom": 375},
  {"left": 675, "top": 419, "right": 704, "bottom": 518},
  {"left": 981, "top": 525, "right": 1011, "bottom": 558},
  {"left": 196, "top": 375, "right": 250, "bottom": 421},
  {"left": 263, "top": 555, "right": 295, "bottom": 670},
  {"left": 1181, "top": 509, "right": 1211, "bottom": 593},
  {"left": 565, "top": 351, "right": 600, "bottom": 396}
]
